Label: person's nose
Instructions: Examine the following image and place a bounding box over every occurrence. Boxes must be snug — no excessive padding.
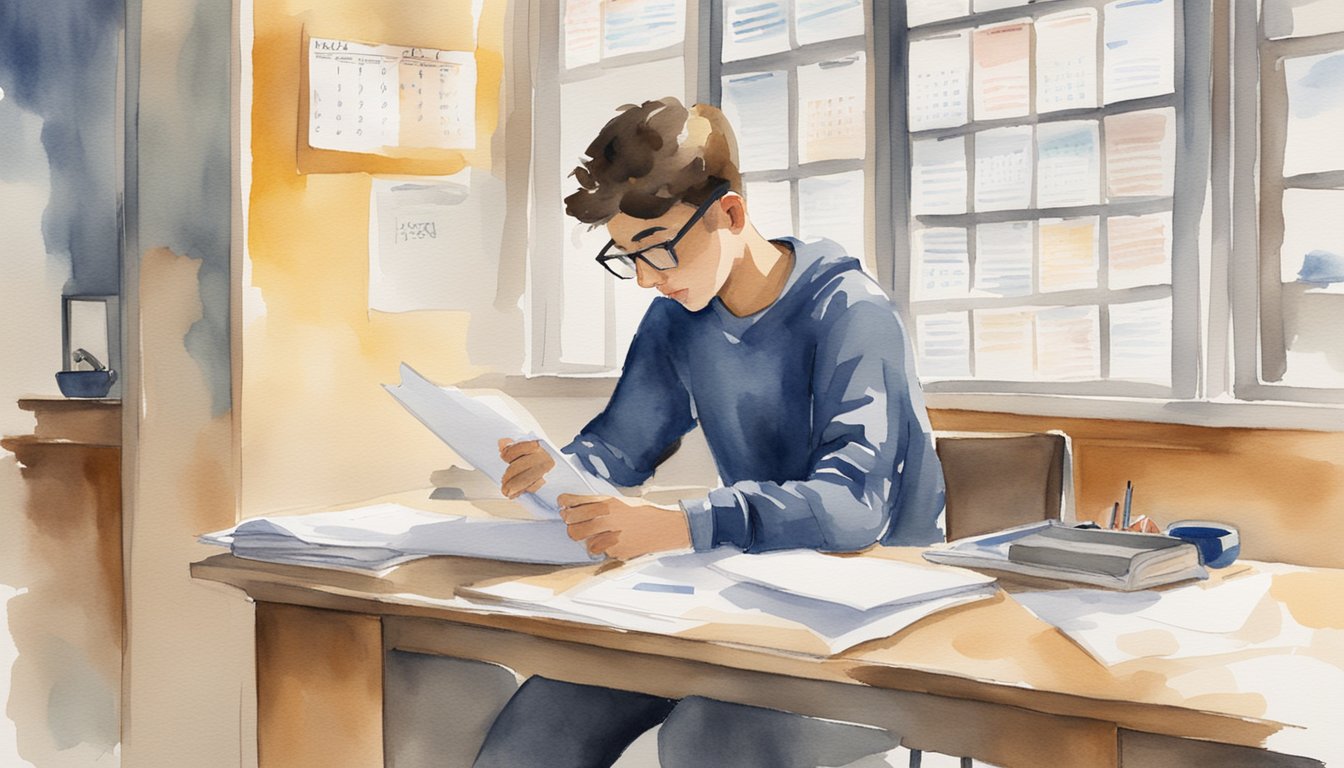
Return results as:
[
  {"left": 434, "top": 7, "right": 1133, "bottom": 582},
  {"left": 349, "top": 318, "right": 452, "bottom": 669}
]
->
[{"left": 635, "top": 257, "right": 665, "bottom": 289}]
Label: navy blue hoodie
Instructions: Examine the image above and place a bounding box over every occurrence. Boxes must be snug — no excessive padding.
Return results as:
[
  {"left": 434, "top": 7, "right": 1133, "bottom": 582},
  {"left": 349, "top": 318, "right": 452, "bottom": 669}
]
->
[{"left": 563, "top": 237, "right": 946, "bottom": 552}]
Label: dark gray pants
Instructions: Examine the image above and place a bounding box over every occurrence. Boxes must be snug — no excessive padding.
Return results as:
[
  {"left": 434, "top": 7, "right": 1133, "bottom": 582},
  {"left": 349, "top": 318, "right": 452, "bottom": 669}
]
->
[{"left": 472, "top": 676, "right": 898, "bottom": 768}]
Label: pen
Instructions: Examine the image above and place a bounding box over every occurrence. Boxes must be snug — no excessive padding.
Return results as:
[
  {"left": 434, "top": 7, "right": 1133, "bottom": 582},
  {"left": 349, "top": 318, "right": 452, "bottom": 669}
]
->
[
  {"left": 1109, "top": 501, "right": 1120, "bottom": 530},
  {"left": 1122, "top": 481, "right": 1133, "bottom": 529}
]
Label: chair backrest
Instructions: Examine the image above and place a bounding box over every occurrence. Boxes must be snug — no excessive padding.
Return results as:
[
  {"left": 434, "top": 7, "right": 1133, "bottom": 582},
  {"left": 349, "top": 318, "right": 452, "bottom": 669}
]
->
[{"left": 934, "top": 431, "right": 1072, "bottom": 542}]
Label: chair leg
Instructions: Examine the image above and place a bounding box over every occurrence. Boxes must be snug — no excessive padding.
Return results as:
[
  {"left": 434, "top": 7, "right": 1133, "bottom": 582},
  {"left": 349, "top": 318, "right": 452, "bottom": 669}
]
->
[
  {"left": 909, "top": 749, "right": 921, "bottom": 768},
  {"left": 960, "top": 758, "right": 973, "bottom": 768}
]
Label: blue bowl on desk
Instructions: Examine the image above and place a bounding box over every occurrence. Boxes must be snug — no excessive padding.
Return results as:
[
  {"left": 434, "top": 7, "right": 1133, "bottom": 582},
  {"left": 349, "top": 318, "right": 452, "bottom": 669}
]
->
[
  {"left": 1166, "top": 520, "right": 1240, "bottom": 568},
  {"left": 56, "top": 369, "right": 117, "bottom": 398}
]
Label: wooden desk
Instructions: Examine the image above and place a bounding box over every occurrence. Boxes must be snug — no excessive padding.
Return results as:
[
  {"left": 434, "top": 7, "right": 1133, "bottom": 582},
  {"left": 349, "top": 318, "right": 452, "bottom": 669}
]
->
[{"left": 191, "top": 502, "right": 1341, "bottom": 768}]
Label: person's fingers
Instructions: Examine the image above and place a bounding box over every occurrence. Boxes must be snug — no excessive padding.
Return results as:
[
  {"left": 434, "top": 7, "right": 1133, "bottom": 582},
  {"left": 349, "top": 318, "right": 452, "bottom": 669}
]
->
[
  {"left": 500, "top": 439, "right": 543, "bottom": 463},
  {"left": 497, "top": 438, "right": 511, "bottom": 455},
  {"left": 565, "top": 515, "right": 613, "bottom": 541},
  {"left": 522, "top": 477, "right": 546, "bottom": 496},
  {"left": 557, "top": 493, "right": 610, "bottom": 509},
  {"left": 584, "top": 530, "right": 619, "bottom": 557},
  {"left": 502, "top": 461, "right": 550, "bottom": 498},
  {"left": 559, "top": 499, "right": 612, "bottom": 524}
]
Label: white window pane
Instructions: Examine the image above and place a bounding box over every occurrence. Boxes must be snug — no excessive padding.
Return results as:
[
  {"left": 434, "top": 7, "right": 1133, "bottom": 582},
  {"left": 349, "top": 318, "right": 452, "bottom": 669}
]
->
[
  {"left": 1279, "top": 288, "right": 1344, "bottom": 388},
  {"left": 1108, "top": 211, "right": 1172, "bottom": 289},
  {"left": 1035, "top": 9, "right": 1099, "bottom": 113},
  {"left": 722, "top": 71, "right": 790, "bottom": 171},
  {"left": 1109, "top": 298, "right": 1172, "bottom": 384},
  {"left": 798, "top": 53, "right": 867, "bottom": 164},
  {"left": 1102, "top": 0, "right": 1175, "bottom": 105},
  {"left": 722, "top": 0, "right": 789, "bottom": 62},
  {"left": 974, "top": 0, "right": 1029, "bottom": 10},
  {"left": 974, "top": 125, "right": 1034, "bottom": 211},
  {"left": 1280, "top": 189, "right": 1344, "bottom": 293},
  {"left": 1104, "top": 107, "right": 1175, "bottom": 198},
  {"left": 1038, "top": 217, "right": 1099, "bottom": 293},
  {"left": 795, "top": 0, "right": 864, "bottom": 46},
  {"left": 913, "top": 227, "right": 971, "bottom": 300},
  {"left": 799, "top": 171, "right": 865, "bottom": 260},
  {"left": 603, "top": 0, "right": 686, "bottom": 57},
  {"left": 974, "top": 221, "right": 1034, "bottom": 296},
  {"left": 972, "top": 19, "right": 1032, "bottom": 121},
  {"left": 1283, "top": 51, "right": 1344, "bottom": 178},
  {"left": 974, "top": 308, "right": 1035, "bottom": 380},
  {"left": 1036, "top": 305, "right": 1101, "bottom": 380},
  {"left": 1036, "top": 120, "right": 1101, "bottom": 208},
  {"left": 911, "top": 136, "right": 968, "bottom": 215},
  {"left": 565, "top": 0, "right": 602, "bottom": 68},
  {"left": 1264, "top": 0, "right": 1344, "bottom": 40},
  {"left": 917, "top": 312, "right": 973, "bottom": 379},
  {"left": 612, "top": 276, "right": 656, "bottom": 360},
  {"left": 562, "top": 220, "right": 610, "bottom": 365},
  {"left": 907, "top": 0, "right": 969, "bottom": 28},
  {"left": 66, "top": 299, "right": 110, "bottom": 373},
  {"left": 909, "top": 32, "right": 970, "bottom": 131},
  {"left": 744, "top": 180, "right": 794, "bottom": 240}
]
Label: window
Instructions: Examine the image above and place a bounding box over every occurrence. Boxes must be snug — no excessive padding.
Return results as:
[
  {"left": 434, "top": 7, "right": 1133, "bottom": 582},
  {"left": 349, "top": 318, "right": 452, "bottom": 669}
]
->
[
  {"left": 895, "top": 0, "right": 1200, "bottom": 398},
  {"left": 712, "top": 0, "right": 870, "bottom": 262},
  {"left": 1236, "top": 0, "right": 1344, "bottom": 400},
  {"left": 532, "top": 0, "right": 693, "bottom": 374}
]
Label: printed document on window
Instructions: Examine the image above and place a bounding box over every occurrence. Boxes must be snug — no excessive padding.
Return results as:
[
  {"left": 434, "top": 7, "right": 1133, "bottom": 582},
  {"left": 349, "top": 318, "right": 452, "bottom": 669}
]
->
[{"left": 384, "top": 363, "right": 621, "bottom": 518}]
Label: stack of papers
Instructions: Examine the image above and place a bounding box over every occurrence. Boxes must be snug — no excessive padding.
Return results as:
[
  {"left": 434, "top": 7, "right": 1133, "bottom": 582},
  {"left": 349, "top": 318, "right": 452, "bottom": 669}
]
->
[
  {"left": 462, "top": 550, "right": 998, "bottom": 655},
  {"left": 199, "top": 503, "right": 598, "bottom": 572}
]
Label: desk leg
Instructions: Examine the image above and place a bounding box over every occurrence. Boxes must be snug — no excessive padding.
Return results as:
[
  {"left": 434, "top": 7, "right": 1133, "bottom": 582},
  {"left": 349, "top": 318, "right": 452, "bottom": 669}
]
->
[{"left": 256, "top": 603, "right": 383, "bottom": 768}]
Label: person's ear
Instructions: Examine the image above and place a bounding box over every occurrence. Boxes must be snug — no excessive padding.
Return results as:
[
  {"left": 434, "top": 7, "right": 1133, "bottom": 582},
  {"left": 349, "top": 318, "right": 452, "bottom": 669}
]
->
[{"left": 717, "top": 193, "right": 747, "bottom": 235}]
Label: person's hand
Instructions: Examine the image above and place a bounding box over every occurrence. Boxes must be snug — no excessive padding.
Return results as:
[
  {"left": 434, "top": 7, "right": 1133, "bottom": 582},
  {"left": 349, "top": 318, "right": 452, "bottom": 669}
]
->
[
  {"left": 558, "top": 493, "right": 692, "bottom": 560},
  {"left": 498, "top": 438, "right": 555, "bottom": 499}
]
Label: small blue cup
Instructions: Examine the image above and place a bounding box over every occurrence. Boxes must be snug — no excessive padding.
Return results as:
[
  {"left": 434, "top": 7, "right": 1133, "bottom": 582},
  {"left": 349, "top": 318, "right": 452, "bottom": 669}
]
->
[
  {"left": 1166, "top": 520, "right": 1240, "bottom": 568},
  {"left": 56, "top": 369, "right": 117, "bottom": 398}
]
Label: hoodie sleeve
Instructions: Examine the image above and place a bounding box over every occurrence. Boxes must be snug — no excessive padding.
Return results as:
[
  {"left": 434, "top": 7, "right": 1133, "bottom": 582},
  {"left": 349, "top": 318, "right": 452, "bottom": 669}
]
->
[
  {"left": 682, "top": 284, "right": 939, "bottom": 553},
  {"left": 562, "top": 302, "right": 697, "bottom": 488}
]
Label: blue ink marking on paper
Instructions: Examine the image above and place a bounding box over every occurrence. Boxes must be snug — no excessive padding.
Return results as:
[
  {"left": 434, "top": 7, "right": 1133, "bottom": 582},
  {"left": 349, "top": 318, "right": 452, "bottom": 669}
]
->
[{"left": 633, "top": 582, "right": 694, "bottom": 595}]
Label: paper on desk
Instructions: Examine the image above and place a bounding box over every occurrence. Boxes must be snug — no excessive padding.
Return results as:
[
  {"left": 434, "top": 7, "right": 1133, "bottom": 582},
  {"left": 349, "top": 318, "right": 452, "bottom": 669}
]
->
[
  {"left": 384, "top": 363, "right": 621, "bottom": 518},
  {"left": 1013, "top": 573, "right": 1314, "bottom": 666},
  {"left": 200, "top": 502, "right": 599, "bottom": 569},
  {"left": 711, "top": 549, "right": 996, "bottom": 611}
]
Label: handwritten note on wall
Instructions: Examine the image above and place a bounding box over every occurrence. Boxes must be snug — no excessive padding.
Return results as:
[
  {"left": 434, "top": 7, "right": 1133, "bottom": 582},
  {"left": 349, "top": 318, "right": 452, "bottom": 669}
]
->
[{"left": 309, "top": 37, "right": 477, "bottom": 153}]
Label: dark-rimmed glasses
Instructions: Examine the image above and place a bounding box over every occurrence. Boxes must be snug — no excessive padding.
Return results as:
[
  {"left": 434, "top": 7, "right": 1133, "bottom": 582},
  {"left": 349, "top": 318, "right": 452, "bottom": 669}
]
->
[{"left": 594, "top": 183, "right": 731, "bottom": 279}]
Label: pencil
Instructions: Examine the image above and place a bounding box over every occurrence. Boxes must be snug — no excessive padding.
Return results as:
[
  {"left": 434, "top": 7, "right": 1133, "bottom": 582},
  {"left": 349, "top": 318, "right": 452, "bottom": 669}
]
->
[
  {"left": 1110, "top": 501, "right": 1119, "bottom": 530},
  {"left": 1122, "top": 481, "right": 1133, "bottom": 529}
]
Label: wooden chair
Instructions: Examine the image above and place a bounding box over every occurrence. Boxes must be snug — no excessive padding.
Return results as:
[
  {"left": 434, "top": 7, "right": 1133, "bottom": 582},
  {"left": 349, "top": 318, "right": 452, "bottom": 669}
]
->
[{"left": 934, "top": 430, "right": 1074, "bottom": 542}]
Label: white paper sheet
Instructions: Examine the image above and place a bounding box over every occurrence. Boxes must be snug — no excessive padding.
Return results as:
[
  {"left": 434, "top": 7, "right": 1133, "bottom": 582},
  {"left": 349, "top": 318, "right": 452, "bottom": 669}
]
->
[
  {"left": 710, "top": 550, "right": 996, "bottom": 611},
  {"left": 974, "top": 220, "right": 1034, "bottom": 296},
  {"left": 1036, "top": 121, "right": 1101, "bottom": 208},
  {"left": 1035, "top": 9, "right": 1099, "bottom": 113},
  {"left": 721, "top": 71, "right": 790, "bottom": 171},
  {"left": 1102, "top": 0, "right": 1175, "bottom": 105},
  {"left": 1038, "top": 217, "right": 1099, "bottom": 293},
  {"left": 916, "top": 312, "right": 973, "bottom": 379},
  {"left": 795, "top": 0, "right": 864, "bottom": 46},
  {"left": 1107, "top": 211, "right": 1172, "bottom": 289},
  {"left": 798, "top": 171, "right": 865, "bottom": 261},
  {"left": 744, "top": 180, "right": 794, "bottom": 240},
  {"left": 911, "top": 135, "right": 968, "bottom": 215},
  {"left": 1035, "top": 305, "right": 1100, "bottom": 381},
  {"left": 384, "top": 364, "right": 621, "bottom": 518},
  {"left": 1283, "top": 51, "right": 1344, "bottom": 177},
  {"left": 602, "top": 0, "right": 686, "bottom": 57},
  {"left": 914, "top": 228, "right": 971, "bottom": 300},
  {"left": 722, "top": 0, "right": 790, "bottom": 62},
  {"left": 798, "top": 54, "right": 866, "bottom": 164},
  {"left": 909, "top": 32, "right": 971, "bottom": 131},
  {"left": 1108, "top": 298, "right": 1172, "bottom": 383},
  {"left": 974, "top": 125, "right": 1034, "bottom": 211},
  {"left": 564, "top": 0, "right": 602, "bottom": 68},
  {"left": 1104, "top": 107, "right": 1175, "bottom": 198},
  {"left": 972, "top": 20, "right": 1031, "bottom": 121},
  {"left": 906, "top": 0, "right": 968, "bottom": 27},
  {"left": 974, "top": 308, "right": 1035, "bottom": 380}
]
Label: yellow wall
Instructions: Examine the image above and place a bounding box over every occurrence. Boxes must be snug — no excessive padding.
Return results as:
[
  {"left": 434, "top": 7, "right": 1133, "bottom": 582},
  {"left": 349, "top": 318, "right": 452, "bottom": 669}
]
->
[{"left": 244, "top": 0, "right": 511, "bottom": 514}]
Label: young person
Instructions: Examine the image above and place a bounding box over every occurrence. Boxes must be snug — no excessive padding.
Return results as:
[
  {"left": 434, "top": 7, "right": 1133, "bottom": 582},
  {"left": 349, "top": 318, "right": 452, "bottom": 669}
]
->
[{"left": 474, "top": 98, "right": 944, "bottom": 768}]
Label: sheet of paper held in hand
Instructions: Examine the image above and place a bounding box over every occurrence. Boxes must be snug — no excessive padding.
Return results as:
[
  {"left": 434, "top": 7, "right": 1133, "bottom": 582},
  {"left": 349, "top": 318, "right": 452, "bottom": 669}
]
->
[{"left": 384, "top": 363, "right": 622, "bottom": 519}]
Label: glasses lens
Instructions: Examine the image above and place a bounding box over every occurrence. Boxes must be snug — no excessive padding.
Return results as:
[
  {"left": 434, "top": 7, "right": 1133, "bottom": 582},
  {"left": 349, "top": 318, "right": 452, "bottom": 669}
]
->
[
  {"left": 601, "top": 255, "right": 637, "bottom": 279},
  {"left": 642, "top": 246, "right": 677, "bottom": 271}
]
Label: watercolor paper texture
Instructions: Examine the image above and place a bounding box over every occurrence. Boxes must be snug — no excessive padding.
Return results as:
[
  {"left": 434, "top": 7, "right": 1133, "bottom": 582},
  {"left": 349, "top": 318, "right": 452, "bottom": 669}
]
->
[
  {"left": 908, "top": 32, "right": 970, "bottom": 131},
  {"left": 1281, "top": 50, "right": 1344, "bottom": 177},
  {"left": 721, "top": 71, "right": 790, "bottom": 171},
  {"left": 1035, "top": 9, "right": 1099, "bottom": 113},
  {"left": 972, "top": 20, "right": 1031, "bottom": 121}
]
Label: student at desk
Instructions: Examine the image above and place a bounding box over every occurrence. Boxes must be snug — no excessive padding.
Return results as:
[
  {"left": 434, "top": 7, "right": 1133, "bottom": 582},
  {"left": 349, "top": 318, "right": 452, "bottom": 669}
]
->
[{"left": 474, "top": 98, "right": 945, "bottom": 768}]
